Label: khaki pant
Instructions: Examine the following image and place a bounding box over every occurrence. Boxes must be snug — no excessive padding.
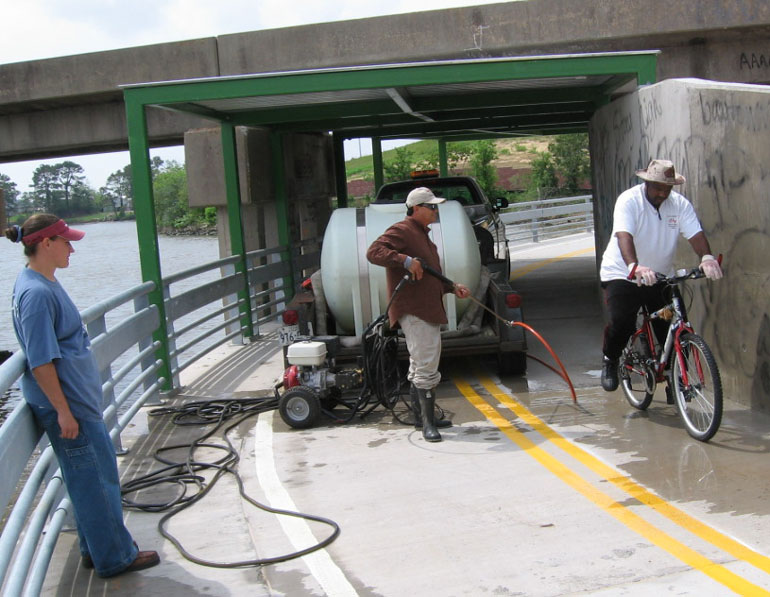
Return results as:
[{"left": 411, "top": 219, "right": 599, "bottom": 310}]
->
[{"left": 399, "top": 314, "right": 441, "bottom": 390}]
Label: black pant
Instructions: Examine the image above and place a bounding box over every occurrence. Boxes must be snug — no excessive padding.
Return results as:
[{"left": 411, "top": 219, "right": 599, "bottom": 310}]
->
[{"left": 602, "top": 280, "right": 669, "bottom": 360}]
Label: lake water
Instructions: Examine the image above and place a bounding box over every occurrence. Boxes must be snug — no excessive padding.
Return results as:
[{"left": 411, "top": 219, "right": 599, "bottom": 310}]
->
[{"left": 1, "top": 221, "right": 220, "bottom": 420}]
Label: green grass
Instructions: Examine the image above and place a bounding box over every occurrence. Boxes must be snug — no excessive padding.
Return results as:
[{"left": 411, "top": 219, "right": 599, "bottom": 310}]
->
[
  {"left": 346, "top": 139, "right": 438, "bottom": 177},
  {"left": 344, "top": 136, "right": 551, "bottom": 181}
]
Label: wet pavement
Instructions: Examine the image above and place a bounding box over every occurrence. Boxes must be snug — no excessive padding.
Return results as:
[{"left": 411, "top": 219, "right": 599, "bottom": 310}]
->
[{"left": 41, "top": 233, "right": 770, "bottom": 596}]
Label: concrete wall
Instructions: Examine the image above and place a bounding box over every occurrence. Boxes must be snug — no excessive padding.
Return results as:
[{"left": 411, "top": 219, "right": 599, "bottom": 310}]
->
[
  {"left": 589, "top": 78, "right": 770, "bottom": 410},
  {"left": 218, "top": 1, "right": 770, "bottom": 83},
  {"left": 2, "top": 0, "right": 770, "bottom": 160}
]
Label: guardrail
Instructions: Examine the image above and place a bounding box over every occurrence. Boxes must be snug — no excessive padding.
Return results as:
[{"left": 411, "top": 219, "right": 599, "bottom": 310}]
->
[
  {"left": 501, "top": 194, "right": 593, "bottom": 243},
  {"left": 0, "top": 239, "right": 318, "bottom": 595},
  {"left": 161, "top": 237, "right": 320, "bottom": 388}
]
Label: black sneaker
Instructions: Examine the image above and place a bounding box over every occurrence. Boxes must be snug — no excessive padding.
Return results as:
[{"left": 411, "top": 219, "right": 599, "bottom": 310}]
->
[{"left": 601, "top": 357, "right": 619, "bottom": 392}]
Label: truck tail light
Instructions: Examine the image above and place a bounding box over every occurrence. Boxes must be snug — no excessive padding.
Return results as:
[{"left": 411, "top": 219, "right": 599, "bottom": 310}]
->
[
  {"left": 505, "top": 293, "right": 522, "bottom": 309},
  {"left": 282, "top": 310, "right": 299, "bottom": 325}
]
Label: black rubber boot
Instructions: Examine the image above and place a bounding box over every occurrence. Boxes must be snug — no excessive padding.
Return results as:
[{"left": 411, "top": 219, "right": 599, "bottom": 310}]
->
[
  {"left": 417, "top": 388, "right": 442, "bottom": 442},
  {"left": 410, "top": 384, "right": 451, "bottom": 429}
]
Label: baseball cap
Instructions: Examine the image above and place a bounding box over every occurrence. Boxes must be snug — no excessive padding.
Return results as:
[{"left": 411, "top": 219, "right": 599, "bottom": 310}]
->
[{"left": 405, "top": 187, "right": 446, "bottom": 208}]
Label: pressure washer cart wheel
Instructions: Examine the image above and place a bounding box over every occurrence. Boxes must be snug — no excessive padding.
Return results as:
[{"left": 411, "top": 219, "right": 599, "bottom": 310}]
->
[{"left": 279, "top": 386, "right": 321, "bottom": 429}]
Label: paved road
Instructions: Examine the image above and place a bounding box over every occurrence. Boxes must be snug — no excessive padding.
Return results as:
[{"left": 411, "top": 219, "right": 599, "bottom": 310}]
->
[{"left": 43, "top": 233, "right": 770, "bottom": 596}]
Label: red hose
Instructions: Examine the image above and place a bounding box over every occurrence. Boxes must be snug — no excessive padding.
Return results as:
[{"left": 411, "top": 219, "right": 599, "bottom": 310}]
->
[
  {"left": 510, "top": 321, "right": 578, "bottom": 403},
  {"left": 416, "top": 263, "right": 578, "bottom": 402}
]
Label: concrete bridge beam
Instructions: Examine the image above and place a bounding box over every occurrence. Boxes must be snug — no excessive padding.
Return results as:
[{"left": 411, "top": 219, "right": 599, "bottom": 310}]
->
[{"left": 1, "top": 0, "right": 770, "bottom": 161}]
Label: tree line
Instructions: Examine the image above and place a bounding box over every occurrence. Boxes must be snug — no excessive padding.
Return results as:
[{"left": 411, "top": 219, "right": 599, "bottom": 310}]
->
[{"left": 0, "top": 158, "right": 214, "bottom": 231}]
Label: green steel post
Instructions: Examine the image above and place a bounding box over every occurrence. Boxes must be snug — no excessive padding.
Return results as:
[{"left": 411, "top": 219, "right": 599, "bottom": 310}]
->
[
  {"left": 270, "top": 132, "right": 295, "bottom": 300},
  {"left": 124, "top": 97, "right": 173, "bottom": 391},
  {"left": 637, "top": 56, "right": 657, "bottom": 86},
  {"left": 332, "top": 133, "right": 348, "bottom": 208},
  {"left": 438, "top": 139, "right": 448, "bottom": 177},
  {"left": 220, "top": 122, "right": 255, "bottom": 339},
  {"left": 372, "top": 137, "right": 383, "bottom": 195}
]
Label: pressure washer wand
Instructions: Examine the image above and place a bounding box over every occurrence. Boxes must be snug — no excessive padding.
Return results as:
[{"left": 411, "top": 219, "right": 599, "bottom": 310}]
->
[
  {"left": 417, "top": 260, "right": 509, "bottom": 326},
  {"left": 417, "top": 260, "right": 578, "bottom": 403}
]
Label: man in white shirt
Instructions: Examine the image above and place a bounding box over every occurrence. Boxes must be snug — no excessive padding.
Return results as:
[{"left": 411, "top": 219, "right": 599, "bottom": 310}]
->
[{"left": 599, "top": 159, "right": 723, "bottom": 391}]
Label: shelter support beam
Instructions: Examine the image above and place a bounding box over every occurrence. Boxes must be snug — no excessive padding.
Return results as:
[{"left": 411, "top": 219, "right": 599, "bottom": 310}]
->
[
  {"left": 438, "top": 140, "right": 448, "bottom": 177},
  {"left": 220, "top": 122, "right": 255, "bottom": 339},
  {"left": 332, "top": 133, "right": 348, "bottom": 208},
  {"left": 372, "top": 138, "right": 383, "bottom": 195},
  {"left": 270, "top": 131, "right": 295, "bottom": 300},
  {"left": 124, "top": 98, "right": 173, "bottom": 391}
]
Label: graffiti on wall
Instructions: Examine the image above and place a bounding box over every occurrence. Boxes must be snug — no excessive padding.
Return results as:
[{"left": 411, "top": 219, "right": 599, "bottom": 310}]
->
[
  {"left": 739, "top": 52, "right": 770, "bottom": 71},
  {"left": 699, "top": 95, "right": 770, "bottom": 132}
]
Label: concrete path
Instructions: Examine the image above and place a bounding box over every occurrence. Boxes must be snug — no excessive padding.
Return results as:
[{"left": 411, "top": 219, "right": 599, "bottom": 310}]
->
[{"left": 42, "top": 232, "right": 770, "bottom": 596}]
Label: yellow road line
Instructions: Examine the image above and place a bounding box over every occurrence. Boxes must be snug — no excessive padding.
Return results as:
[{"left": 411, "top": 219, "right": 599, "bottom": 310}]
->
[
  {"left": 509, "top": 246, "right": 594, "bottom": 281},
  {"left": 475, "top": 374, "right": 770, "bottom": 577},
  {"left": 453, "top": 377, "right": 770, "bottom": 595}
]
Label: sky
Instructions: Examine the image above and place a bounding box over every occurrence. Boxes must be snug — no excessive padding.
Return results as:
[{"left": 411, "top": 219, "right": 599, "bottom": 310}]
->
[{"left": 0, "top": 0, "right": 507, "bottom": 195}]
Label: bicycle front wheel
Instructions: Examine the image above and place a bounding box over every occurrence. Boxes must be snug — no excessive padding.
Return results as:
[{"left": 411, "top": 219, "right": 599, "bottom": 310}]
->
[
  {"left": 619, "top": 333, "right": 654, "bottom": 410},
  {"left": 671, "top": 333, "right": 723, "bottom": 441}
]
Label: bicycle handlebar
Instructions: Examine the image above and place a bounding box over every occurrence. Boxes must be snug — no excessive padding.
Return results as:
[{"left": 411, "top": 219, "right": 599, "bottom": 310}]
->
[{"left": 627, "top": 254, "right": 722, "bottom": 285}]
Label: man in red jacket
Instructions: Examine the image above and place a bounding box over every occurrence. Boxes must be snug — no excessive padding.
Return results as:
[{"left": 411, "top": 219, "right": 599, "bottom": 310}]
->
[{"left": 367, "top": 187, "right": 470, "bottom": 442}]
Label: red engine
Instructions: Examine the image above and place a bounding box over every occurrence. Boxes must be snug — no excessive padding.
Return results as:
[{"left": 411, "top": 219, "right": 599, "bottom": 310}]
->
[{"left": 283, "top": 365, "right": 300, "bottom": 389}]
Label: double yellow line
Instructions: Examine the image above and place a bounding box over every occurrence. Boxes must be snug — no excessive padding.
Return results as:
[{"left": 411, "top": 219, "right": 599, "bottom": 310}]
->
[{"left": 453, "top": 374, "right": 770, "bottom": 595}]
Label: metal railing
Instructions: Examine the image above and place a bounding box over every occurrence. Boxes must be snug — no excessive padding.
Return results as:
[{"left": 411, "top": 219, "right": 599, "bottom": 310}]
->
[
  {"left": 161, "top": 237, "right": 321, "bottom": 388},
  {"left": 0, "top": 240, "right": 318, "bottom": 595},
  {"left": 501, "top": 194, "right": 593, "bottom": 243}
]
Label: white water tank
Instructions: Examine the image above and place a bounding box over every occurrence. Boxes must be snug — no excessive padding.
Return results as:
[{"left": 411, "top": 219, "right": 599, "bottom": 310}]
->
[{"left": 320, "top": 200, "right": 481, "bottom": 336}]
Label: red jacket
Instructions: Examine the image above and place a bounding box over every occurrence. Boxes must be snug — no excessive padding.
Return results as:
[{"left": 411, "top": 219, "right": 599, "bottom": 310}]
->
[{"left": 366, "top": 216, "right": 453, "bottom": 328}]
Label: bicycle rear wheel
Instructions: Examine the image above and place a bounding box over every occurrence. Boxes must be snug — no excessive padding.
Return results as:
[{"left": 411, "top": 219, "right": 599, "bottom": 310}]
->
[
  {"left": 671, "top": 333, "right": 723, "bottom": 441},
  {"left": 619, "top": 333, "right": 654, "bottom": 410}
]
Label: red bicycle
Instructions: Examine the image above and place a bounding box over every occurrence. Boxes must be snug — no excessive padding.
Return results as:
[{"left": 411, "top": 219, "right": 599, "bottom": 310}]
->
[{"left": 619, "top": 264, "right": 723, "bottom": 441}]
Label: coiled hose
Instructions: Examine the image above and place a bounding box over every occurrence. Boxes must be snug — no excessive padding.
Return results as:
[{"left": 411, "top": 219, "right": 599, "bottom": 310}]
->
[{"left": 121, "top": 396, "right": 340, "bottom": 567}]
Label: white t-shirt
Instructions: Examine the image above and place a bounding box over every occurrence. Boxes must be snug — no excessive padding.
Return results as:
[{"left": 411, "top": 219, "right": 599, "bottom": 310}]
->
[{"left": 600, "top": 184, "right": 702, "bottom": 282}]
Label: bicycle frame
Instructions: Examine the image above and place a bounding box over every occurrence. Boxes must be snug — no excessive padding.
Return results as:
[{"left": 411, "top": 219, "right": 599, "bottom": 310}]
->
[{"left": 628, "top": 278, "right": 699, "bottom": 388}]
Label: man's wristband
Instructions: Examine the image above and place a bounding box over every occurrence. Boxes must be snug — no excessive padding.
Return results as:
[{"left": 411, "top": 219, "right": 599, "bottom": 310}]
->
[
  {"left": 701, "top": 254, "right": 715, "bottom": 263},
  {"left": 626, "top": 262, "right": 637, "bottom": 275}
]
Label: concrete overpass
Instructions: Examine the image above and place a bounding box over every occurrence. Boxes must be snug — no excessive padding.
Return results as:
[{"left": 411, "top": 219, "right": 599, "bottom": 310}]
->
[{"left": 1, "top": 0, "right": 770, "bottom": 162}]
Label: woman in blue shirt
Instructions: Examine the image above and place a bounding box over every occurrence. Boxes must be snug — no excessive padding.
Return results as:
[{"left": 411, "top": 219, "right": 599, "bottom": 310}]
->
[{"left": 5, "top": 213, "right": 159, "bottom": 578}]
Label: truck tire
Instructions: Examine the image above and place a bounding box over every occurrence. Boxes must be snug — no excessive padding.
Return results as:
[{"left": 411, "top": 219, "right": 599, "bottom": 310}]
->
[
  {"left": 279, "top": 386, "right": 321, "bottom": 429},
  {"left": 498, "top": 351, "right": 527, "bottom": 376}
]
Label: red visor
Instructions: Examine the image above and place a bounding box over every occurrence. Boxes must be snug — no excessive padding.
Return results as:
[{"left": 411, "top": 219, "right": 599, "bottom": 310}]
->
[{"left": 22, "top": 219, "right": 85, "bottom": 246}]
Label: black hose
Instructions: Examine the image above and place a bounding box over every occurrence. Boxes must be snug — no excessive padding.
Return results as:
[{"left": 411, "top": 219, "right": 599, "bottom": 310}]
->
[{"left": 121, "top": 396, "right": 340, "bottom": 568}]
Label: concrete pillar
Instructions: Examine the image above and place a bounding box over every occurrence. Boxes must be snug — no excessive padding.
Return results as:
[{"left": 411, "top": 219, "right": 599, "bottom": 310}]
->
[{"left": 184, "top": 126, "right": 334, "bottom": 319}]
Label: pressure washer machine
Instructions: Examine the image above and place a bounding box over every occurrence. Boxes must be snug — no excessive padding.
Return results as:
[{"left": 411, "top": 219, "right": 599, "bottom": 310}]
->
[{"left": 277, "top": 278, "right": 406, "bottom": 429}]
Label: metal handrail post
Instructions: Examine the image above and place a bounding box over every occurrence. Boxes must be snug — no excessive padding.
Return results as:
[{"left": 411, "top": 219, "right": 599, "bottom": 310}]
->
[{"left": 221, "top": 122, "right": 254, "bottom": 341}]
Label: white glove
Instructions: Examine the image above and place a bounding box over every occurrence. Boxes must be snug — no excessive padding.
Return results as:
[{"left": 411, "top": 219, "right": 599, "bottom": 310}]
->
[
  {"left": 700, "top": 254, "right": 723, "bottom": 280},
  {"left": 628, "top": 263, "right": 657, "bottom": 287}
]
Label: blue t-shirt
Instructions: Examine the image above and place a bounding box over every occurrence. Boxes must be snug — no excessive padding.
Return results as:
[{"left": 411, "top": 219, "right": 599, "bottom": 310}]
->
[{"left": 11, "top": 267, "right": 104, "bottom": 421}]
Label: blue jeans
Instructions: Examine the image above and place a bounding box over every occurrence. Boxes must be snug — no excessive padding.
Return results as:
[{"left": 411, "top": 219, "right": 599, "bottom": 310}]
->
[{"left": 31, "top": 405, "right": 138, "bottom": 577}]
